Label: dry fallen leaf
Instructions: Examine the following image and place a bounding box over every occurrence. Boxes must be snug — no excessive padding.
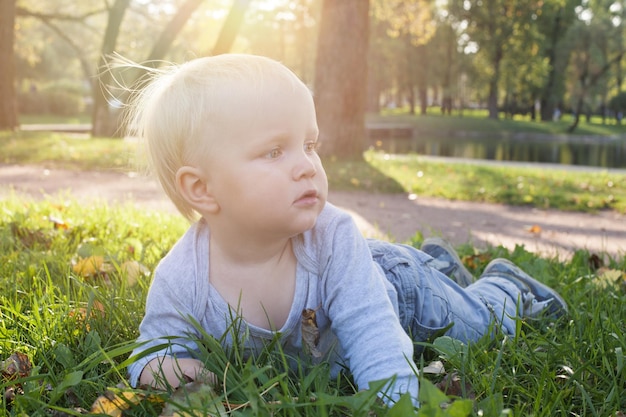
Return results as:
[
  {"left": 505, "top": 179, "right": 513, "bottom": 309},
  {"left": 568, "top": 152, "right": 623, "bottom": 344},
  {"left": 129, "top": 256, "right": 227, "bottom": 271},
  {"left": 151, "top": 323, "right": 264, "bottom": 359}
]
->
[
  {"left": 587, "top": 253, "right": 604, "bottom": 270},
  {"left": 73, "top": 256, "right": 107, "bottom": 278},
  {"left": 10, "top": 223, "right": 52, "bottom": 248},
  {"left": 423, "top": 360, "right": 445, "bottom": 375},
  {"left": 301, "top": 306, "right": 322, "bottom": 358},
  {"left": 1, "top": 352, "right": 32, "bottom": 381},
  {"left": 527, "top": 224, "right": 542, "bottom": 235},
  {"left": 2, "top": 352, "right": 32, "bottom": 406},
  {"left": 91, "top": 389, "right": 144, "bottom": 416},
  {"left": 435, "top": 371, "right": 475, "bottom": 399},
  {"left": 69, "top": 301, "right": 106, "bottom": 330},
  {"left": 121, "top": 260, "right": 150, "bottom": 286},
  {"left": 461, "top": 253, "right": 490, "bottom": 270},
  {"left": 593, "top": 267, "right": 626, "bottom": 290}
]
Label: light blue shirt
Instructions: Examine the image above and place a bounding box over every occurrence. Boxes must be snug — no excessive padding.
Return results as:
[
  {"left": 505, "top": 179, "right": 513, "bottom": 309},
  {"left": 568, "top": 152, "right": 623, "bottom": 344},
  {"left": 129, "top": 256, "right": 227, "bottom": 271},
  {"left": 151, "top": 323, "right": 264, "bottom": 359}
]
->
[{"left": 128, "top": 203, "right": 418, "bottom": 404}]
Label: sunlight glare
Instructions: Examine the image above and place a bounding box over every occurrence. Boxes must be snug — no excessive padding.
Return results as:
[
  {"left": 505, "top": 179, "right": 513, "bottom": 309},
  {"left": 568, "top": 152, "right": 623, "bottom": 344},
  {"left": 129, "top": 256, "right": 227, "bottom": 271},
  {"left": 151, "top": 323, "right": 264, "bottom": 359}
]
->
[{"left": 257, "top": 0, "right": 288, "bottom": 11}]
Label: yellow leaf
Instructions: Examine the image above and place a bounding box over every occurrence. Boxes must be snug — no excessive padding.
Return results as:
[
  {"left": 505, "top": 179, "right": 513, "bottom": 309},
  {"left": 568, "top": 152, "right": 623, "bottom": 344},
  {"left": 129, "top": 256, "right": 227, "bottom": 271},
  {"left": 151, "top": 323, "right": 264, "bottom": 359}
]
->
[
  {"left": 121, "top": 260, "right": 150, "bottom": 286},
  {"left": 91, "top": 390, "right": 143, "bottom": 416},
  {"left": 594, "top": 267, "right": 626, "bottom": 290},
  {"left": 73, "top": 256, "right": 105, "bottom": 277}
]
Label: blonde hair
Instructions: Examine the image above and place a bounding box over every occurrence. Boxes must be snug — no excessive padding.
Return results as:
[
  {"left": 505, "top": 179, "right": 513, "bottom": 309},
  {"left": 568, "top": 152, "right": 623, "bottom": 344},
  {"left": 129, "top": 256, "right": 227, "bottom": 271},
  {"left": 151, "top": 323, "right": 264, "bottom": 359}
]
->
[{"left": 126, "top": 54, "right": 304, "bottom": 221}]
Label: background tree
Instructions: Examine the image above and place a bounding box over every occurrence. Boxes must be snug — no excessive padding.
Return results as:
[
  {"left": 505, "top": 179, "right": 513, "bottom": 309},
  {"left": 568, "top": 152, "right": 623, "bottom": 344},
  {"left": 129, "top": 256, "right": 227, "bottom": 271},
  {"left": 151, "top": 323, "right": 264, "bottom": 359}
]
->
[
  {"left": 371, "top": 0, "right": 436, "bottom": 115},
  {"left": 211, "top": 0, "right": 252, "bottom": 55},
  {"left": 92, "top": 0, "right": 212, "bottom": 137},
  {"left": 7, "top": 0, "right": 626, "bottom": 147},
  {"left": 428, "top": 21, "right": 462, "bottom": 115},
  {"left": 566, "top": 0, "right": 625, "bottom": 132},
  {"left": 91, "top": 0, "right": 131, "bottom": 137},
  {"left": 498, "top": 15, "right": 548, "bottom": 119},
  {"left": 535, "top": 0, "right": 579, "bottom": 121},
  {"left": 0, "top": 0, "right": 18, "bottom": 131},
  {"left": 449, "top": 0, "right": 541, "bottom": 119},
  {"left": 314, "top": 0, "right": 370, "bottom": 158}
]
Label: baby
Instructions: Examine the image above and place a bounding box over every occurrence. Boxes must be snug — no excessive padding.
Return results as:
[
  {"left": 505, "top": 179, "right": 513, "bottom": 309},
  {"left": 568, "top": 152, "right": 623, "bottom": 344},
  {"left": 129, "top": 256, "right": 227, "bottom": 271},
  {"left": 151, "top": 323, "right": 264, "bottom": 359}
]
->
[{"left": 126, "top": 54, "right": 567, "bottom": 406}]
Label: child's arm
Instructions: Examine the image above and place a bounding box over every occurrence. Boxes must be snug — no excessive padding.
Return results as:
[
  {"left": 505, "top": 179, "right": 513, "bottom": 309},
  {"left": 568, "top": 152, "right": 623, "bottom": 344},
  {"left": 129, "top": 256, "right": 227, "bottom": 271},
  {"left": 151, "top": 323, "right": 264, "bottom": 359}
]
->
[
  {"left": 128, "top": 223, "right": 216, "bottom": 388},
  {"left": 139, "top": 357, "right": 217, "bottom": 389},
  {"left": 309, "top": 205, "right": 419, "bottom": 405}
]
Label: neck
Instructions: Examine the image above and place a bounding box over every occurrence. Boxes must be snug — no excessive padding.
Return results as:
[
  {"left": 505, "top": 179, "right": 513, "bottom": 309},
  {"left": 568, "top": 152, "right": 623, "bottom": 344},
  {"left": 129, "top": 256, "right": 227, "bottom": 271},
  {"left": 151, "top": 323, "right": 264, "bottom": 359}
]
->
[{"left": 209, "top": 227, "right": 294, "bottom": 267}]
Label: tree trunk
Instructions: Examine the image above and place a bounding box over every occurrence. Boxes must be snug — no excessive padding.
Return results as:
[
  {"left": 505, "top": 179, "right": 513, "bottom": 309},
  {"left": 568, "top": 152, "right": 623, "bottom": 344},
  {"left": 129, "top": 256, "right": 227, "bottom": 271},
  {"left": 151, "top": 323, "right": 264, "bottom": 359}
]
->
[
  {"left": 211, "top": 0, "right": 252, "bottom": 55},
  {"left": 539, "top": 12, "right": 563, "bottom": 122},
  {"left": 0, "top": 0, "right": 18, "bottom": 131},
  {"left": 91, "top": 0, "right": 131, "bottom": 137},
  {"left": 568, "top": 51, "right": 625, "bottom": 133},
  {"left": 147, "top": 0, "right": 206, "bottom": 62},
  {"left": 419, "top": 86, "right": 427, "bottom": 115},
  {"left": 487, "top": 45, "right": 503, "bottom": 119},
  {"left": 113, "top": 0, "right": 208, "bottom": 110},
  {"left": 314, "top": 0, "right": 369, "bottom": 159}
]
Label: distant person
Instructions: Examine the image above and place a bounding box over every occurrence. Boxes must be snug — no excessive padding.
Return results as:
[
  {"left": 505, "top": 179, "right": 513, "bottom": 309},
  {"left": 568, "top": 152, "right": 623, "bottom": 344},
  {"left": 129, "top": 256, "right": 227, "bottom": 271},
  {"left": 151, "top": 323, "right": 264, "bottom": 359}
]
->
[
  {"left": 553, "top": 107, "right": 561, "bottom": 121},
  {"left": 125, "top": 54, "right": 568, "bottom": 407}
]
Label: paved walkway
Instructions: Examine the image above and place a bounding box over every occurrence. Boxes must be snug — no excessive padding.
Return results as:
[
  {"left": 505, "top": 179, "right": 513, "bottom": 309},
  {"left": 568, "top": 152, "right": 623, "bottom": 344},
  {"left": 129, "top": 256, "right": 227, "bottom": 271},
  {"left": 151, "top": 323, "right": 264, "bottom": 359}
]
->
[{"left": 1, "top": 163, "right": 625, "bottom": 261}]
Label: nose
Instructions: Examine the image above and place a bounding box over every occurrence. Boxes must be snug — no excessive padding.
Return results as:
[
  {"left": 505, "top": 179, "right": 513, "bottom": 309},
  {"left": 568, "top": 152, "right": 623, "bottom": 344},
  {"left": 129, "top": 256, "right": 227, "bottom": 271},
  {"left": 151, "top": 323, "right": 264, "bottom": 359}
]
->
[{"left": 292, "top": 150, "right": 317, "bottom": 180}]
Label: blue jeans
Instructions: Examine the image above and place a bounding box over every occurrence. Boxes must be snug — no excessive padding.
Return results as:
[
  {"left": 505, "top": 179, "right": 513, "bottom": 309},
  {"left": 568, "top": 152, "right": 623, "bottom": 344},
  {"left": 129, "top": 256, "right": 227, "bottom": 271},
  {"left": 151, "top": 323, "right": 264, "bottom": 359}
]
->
[{"left": 368, "top": 240, "right": 522, "bottom": 351}]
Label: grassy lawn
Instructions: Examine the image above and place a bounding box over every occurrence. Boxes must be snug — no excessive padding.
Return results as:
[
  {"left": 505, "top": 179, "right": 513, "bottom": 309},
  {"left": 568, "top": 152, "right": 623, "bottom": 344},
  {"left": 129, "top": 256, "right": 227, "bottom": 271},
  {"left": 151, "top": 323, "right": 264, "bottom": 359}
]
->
[
  {"left": 0, "top": 196, "right": 624, "bottom": 415},
  {"left": 369, "top": 109, "right": 626, "bottom": 137},
  {"left": 0, "top": 130, "right": 138, "bottom": 171},
  {"left": 1, "top": 122, "right": 625, "bottom": 415}
]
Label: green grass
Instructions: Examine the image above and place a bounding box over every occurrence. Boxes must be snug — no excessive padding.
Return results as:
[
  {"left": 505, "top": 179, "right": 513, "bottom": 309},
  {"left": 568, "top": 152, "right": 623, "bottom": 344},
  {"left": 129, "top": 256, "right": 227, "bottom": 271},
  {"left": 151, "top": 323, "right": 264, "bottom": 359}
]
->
[
  {"left": 1, "top": 196, "right": 624, "bottom": 415},
  {"left": 360, "top": 151, "right": 626, "bottom": 213},
  {"left": 0, "top": 130, "right": 137, "bottom": 171},
  {"left": 370, "top": 110, "right": 626, "bottom": 137},
  {"left": 1, "top": 120, "right": 625, "bottom": 415},
  {"left": 19, "top": 114, "right": 92, "bottom": 125}
]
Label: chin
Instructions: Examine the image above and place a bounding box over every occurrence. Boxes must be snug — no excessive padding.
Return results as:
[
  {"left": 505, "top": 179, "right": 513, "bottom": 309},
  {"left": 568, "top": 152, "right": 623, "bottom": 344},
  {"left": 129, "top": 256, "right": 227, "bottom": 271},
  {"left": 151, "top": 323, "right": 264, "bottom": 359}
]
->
[{"left": 294, "top": 212, "right": 320, "bottom": 235}]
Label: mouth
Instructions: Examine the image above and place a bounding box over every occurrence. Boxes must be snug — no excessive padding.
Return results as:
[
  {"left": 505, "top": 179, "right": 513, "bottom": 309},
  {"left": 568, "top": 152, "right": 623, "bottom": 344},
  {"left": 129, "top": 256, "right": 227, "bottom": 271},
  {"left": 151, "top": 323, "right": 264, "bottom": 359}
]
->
[{"left": 294, "top": 190, "right": 319, "bottom": 206}]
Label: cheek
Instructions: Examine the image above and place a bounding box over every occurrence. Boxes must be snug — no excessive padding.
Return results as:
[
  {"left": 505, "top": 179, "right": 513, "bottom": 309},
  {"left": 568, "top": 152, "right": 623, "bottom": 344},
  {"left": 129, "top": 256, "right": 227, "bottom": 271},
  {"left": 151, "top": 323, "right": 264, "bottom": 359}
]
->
[{"left": 315, "top": 161, "right": 329, "bottom": 186}]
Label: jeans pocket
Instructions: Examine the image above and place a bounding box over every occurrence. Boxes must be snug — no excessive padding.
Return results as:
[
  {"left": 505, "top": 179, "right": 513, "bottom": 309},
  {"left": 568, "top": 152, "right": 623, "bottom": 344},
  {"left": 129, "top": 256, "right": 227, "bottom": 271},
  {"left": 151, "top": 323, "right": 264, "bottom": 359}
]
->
[{"left": 409, "top": 317, "right": 452, "bottom": 356}]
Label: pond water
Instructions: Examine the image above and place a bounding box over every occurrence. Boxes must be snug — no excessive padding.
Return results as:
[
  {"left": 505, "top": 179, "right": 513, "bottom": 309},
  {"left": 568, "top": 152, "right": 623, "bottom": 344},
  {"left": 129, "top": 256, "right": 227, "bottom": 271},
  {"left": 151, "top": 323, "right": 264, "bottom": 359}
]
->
[{"left": 369, "top": 134, "right": 626, "bottom": 169}]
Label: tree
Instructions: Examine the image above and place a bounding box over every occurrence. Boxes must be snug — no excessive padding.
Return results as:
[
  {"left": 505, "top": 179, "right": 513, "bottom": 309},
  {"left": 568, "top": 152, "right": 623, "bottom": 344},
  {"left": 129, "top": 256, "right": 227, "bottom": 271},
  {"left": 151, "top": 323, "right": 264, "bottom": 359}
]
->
[
  {"left": 91, "top": 0, "right": 131, "bottom": 137},
  {"left": 0, "top": 0, "right": 18, "bottom": 131},
  {"left": 608, "top": 90, "right": 626, "bottom": 122},
  {"left": 211, "top": 0, "right": 252, "bottom": 55},
  {"left": 535, "top": 0, "right": 579, "bottom": 121},
  {"left": 371, "top": 0, "right": 435, "bottom": 115},
  {"left": 314, "top": 0, "right": 370, "bottom": 158},
  {"left": 14, "top": 0, "right": 250, "bottom": 137},
  {"left": 449, "top": 0, "right": 541, "bottom": 119},
  {"left": 91, "top": 0, "right": 252, "bottom": 137},
  {"left": 566, "top": 0, "right": 625, "bottom": 132}
]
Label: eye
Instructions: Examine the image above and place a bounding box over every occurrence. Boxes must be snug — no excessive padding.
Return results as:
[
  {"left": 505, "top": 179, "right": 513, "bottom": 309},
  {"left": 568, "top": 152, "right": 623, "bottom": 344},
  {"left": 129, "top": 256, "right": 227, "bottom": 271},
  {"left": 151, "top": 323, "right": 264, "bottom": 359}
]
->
[
  {"left": 304, "top": 141, "right": 319, "bottom": 153},
  {"left": 265, "top": 147, "right": 283, "bottom": 159}
]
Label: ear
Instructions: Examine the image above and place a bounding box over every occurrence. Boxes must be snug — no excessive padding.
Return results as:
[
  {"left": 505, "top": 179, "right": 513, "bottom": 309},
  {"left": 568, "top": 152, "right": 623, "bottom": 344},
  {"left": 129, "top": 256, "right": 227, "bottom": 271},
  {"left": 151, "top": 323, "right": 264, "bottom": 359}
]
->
[{"left": 176, "top": 166, "right": 220, "bottom": 214}]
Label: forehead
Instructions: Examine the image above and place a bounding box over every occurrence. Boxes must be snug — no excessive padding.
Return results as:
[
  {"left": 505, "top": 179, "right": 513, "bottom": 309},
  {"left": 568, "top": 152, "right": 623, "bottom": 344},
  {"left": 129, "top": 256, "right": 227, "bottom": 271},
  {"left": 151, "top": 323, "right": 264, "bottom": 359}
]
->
[{"left": 215, "top": 74, "right": 315, "bottom": 125}]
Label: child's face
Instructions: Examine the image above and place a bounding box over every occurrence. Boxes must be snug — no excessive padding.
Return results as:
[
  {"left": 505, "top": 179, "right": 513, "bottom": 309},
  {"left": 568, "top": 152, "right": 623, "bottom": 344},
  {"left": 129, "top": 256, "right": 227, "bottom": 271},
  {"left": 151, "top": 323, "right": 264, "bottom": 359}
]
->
[{"left": 200, "top": 77, "right": 328, "bottom": 238}]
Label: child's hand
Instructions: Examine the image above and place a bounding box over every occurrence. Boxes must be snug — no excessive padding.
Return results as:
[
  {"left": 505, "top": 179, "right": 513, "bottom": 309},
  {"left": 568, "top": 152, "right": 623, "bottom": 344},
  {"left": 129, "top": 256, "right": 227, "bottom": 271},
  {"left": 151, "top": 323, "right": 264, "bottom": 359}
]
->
[{"left": 139, "top": 357, "right": 217, "bottom": 389}]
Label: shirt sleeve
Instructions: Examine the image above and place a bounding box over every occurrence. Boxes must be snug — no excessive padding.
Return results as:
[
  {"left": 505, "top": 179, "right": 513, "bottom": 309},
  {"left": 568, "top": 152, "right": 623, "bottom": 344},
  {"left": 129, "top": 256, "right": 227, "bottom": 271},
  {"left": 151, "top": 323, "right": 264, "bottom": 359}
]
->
[
  {"left": 309, "top": 204, "right": 419, "bottom": 405},
  {"left": 127, "top": 224, "right": 207, "bottom": 387}
]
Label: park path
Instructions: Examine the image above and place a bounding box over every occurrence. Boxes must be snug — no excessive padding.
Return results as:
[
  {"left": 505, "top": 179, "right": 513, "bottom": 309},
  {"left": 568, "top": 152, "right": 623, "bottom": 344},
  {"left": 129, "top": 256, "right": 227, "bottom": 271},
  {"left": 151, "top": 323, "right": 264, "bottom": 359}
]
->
[{"left": 1, "top": 163, "right": 625, "bottom": 261}]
